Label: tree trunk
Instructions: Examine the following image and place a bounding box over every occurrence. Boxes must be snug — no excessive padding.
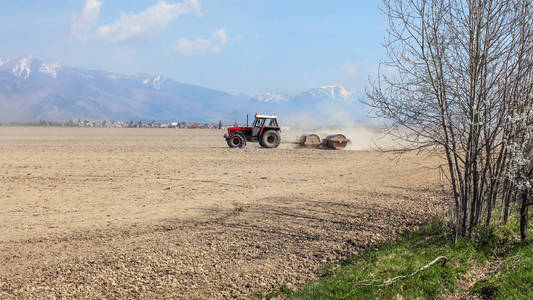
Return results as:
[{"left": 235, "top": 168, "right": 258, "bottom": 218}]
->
[
  {"left": 520, "top": 190, "right": 529, "bottom": 241},
  {"left": 503, "top": 180, "right": 512, "bottom": 224},
  {"left": 485, "top": 183, "right": 494, "bottom": 228}
]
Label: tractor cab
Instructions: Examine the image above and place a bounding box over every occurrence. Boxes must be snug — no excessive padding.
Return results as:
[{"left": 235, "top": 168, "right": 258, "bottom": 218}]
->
[
  {"left": 251, "top": 115, "right": 278, "bottom": 138},
  {"left": 224, "top": 114, "right": 281, "bottom": 148}
]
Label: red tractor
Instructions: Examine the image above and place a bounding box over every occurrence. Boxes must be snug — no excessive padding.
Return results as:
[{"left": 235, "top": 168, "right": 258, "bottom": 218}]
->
[{"left": 224, "top": 114, "right": 281, "bottom": 148}]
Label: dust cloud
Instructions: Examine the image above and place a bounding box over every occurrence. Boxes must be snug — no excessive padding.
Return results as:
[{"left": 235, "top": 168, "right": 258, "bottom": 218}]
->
[
  {"left": 275, "top": 109, "right": 401, "bottom": 151},
  {"left": 280, "top": 126, "right": 399, "bottom": 151}
]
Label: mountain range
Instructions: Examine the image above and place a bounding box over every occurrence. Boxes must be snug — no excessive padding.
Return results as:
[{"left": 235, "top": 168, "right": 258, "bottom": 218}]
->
[{"left": 0, "top": 56, "right": 368, "bottom": 125}]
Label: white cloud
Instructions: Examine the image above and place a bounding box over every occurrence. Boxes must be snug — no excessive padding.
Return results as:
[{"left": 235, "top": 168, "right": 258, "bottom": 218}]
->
[
  {"left": 175, "top": 38, "right": 216, "bottom": 56},
  {"left": 70, "top": 0, "right": 102, "bottom": 41},
  {"left": 95, "top": 0, "right": 201, "bottom": 42},
  {"left": 175, "top": 28, "right": 227, "bottom": 56},
  {"left": 212, "top": 28, "right": 227, "bottom": 43},
  {"left": 341, "top": 62, "right": 357, "bottom": 77}
]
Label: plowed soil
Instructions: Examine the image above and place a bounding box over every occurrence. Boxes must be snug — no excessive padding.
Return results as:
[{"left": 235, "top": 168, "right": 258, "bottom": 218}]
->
[{"left": 0, "top": 127, "right": 446, "bottom": 299}]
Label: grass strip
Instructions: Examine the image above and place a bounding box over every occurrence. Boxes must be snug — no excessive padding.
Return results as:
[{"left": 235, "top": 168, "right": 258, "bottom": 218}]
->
[{"left": 263, "top": 216, "right": 532, "bottom": 299}]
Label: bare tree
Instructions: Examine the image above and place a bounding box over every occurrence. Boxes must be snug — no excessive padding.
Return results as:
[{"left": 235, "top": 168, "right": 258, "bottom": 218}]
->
[
  {"left": 501, "top": 1, "right": 533, "bottom": 239},
  {"left": 367, "top": 0, "right": 533, "bottom": 240}
]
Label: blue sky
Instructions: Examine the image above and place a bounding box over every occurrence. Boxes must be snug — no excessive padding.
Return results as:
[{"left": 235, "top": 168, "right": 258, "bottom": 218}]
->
[{"left": 0, "top": 0, "right": 387, "bottom": 95}]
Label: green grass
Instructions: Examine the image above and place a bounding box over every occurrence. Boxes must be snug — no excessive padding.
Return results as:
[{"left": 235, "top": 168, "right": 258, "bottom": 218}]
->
[
  {"left": 264, "top": 217, "right": 533, "bottom": 299},
  {"left": 471, "top": 218, "right": 533, "bottom": 299},
  {"left": 495, "top": 244, "right": 533, "bottom": 298}
]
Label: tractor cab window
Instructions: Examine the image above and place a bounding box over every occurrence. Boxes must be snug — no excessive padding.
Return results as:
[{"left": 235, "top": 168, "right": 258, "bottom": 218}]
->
[
  {"left": 268, "top": 119, "right": 278, "bottom": 127},
  {"left": 253, "top": 118, "right": 266, "bottom": 128}
]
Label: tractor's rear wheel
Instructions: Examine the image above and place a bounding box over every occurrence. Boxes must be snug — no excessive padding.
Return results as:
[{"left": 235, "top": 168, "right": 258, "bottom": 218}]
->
[
  {"left": 260, "top": 130, "right": 281, "bottom": 148},
  {"left": 227, "top": 133, "right": 246, "bottom": 148}
]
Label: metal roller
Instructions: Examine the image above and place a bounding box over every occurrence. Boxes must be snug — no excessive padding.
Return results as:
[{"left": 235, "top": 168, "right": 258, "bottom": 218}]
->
[
  {"left": 298, "top": 134, "right": 321, "bottom": 147},
  {"left": 324, "top": 134, "right": 350, "bottom": 150}
]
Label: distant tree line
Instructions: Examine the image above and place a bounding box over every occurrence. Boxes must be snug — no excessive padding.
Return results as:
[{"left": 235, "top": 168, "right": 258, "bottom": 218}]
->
[{"left": 0, "top": 119, "right": 223, "bottom": 129}]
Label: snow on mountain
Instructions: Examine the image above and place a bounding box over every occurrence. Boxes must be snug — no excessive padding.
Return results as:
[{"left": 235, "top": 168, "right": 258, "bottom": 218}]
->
[
  {"left": 151, "top": 75, "right": 163, "bottom": 89},
  {"left": 251, "top": 85, "right": 368, "bottom": 125},
  {"left": 139, "top": 74, "right": 164, "bottom": 89},
  {"left": 255, "top": 92, "right": 289, "bottom": 103},
  {"left": 39, "top": 62, "right": 61, "bottom": 78},
  {"left": 11, "top": 56, "right": 33, "bottom": 79},
  {"left": 0, "top": 56, "right": 64, "bottom": 79},
  {"left": 256, "top": 85, "right": 355, "bottom": 103},
  {"left": 301, "top": 85, "right": 354, "bottom": 101},
  {"left": 321, "top": 85, "right": 352, "bottom": 99}
]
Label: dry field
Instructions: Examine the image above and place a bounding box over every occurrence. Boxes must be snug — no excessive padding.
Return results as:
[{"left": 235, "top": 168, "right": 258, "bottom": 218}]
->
[{"left": 0, "top": 127, "right": 446, "bottom": 298}]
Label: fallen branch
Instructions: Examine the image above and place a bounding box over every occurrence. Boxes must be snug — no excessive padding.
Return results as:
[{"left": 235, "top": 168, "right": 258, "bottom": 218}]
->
[{"left": 356, "top": 256, "right": 448, "bottom": 287}]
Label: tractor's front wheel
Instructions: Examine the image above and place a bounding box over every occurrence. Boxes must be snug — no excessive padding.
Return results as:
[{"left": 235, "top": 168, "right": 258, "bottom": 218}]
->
[
  {"left": 260, "top": 130, "right": 281, "bottom": 148},
  {"left": 227, "top": 133, "right": 246, "bottom": 148}
]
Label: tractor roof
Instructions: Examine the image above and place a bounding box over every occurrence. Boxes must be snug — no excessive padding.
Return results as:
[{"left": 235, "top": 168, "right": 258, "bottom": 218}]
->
[{"left": 255, "top": 114, "right": 277, "bottom": 119}]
